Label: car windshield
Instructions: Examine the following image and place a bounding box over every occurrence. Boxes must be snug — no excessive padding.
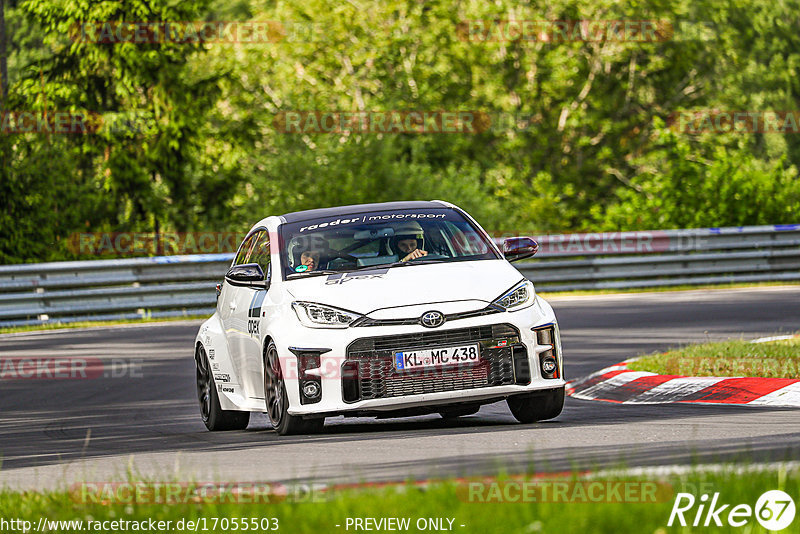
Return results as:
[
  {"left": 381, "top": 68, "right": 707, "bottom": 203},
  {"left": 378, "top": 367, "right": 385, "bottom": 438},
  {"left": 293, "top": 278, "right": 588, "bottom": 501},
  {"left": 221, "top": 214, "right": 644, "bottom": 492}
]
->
[{"left": 279, "top": 207, "right": 500, "bottom": 279}]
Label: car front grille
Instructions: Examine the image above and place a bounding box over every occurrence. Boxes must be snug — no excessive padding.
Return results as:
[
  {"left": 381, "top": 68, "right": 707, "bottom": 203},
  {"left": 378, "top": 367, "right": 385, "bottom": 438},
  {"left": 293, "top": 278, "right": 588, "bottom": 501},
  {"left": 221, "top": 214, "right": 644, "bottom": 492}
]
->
[{"left": 342, "top": 324, "right": 529, "bottom": 402}]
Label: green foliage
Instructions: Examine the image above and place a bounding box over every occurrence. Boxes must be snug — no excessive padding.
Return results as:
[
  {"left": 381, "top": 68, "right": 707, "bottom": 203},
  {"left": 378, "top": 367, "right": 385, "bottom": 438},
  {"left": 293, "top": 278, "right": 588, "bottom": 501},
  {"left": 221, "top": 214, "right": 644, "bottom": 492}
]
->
[
  {"left": 1, "top": 0, "right": 233, "bottom": 262},
  {"left": 599, "top": 123, "right": 800, "bottom": 229},
  {"left": 1, "top": 0, "right": 800, "bottom": 262}
]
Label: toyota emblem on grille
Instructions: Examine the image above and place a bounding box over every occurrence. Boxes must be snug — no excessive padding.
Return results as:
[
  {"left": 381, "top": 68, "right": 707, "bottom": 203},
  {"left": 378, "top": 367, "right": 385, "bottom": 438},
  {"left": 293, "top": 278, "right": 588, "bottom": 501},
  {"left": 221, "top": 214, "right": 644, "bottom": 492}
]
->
[{"left": 420, "top": 310, "right": 445, "bottom": 328}]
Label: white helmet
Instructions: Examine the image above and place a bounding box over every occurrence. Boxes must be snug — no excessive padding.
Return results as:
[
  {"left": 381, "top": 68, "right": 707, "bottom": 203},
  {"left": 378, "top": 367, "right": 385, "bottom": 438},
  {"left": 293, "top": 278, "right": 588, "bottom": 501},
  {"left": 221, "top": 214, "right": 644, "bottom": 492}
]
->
[{"left": 390, "top": 221, "right": 424, "bottom": 254}]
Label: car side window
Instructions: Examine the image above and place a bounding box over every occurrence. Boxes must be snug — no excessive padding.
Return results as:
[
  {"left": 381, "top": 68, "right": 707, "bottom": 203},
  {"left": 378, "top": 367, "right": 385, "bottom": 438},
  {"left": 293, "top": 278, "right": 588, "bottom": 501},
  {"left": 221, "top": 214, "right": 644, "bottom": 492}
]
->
[
  {"left": 234, "top": 233, "right": 257, "bottom": 266},
  {"left": 249, "top": 231, "right": 271, "bottom": 282}
]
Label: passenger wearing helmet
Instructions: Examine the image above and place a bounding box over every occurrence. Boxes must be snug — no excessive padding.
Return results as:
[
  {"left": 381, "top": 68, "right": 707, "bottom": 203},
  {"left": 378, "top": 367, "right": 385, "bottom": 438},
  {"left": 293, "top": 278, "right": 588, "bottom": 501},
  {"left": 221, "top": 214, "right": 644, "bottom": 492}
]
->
[
  {"left": 391, "top": 221, "right": 428, "bottom": 262},
  {"left": 299, "top": 250, "right": 321, "bottom": 271},
  {"left": 292, "top": 235, "right": 328, "bottom": 272}
]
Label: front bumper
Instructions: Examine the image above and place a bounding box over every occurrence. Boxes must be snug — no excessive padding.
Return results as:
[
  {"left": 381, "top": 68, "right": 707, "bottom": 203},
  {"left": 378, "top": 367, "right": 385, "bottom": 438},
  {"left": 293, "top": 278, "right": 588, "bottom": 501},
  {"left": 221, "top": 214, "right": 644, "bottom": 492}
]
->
[{"left": 276, "top": 296, "right": 565, "bottom": 416}]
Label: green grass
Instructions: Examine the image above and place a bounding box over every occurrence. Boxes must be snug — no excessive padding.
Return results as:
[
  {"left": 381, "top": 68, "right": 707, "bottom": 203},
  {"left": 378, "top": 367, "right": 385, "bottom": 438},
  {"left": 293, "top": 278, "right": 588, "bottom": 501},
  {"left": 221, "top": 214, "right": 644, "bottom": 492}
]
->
[
  {"left": 1, "top": 467, "right": 798, "bottom": 533},
  {"left": 0, "top": 315, "right": 207, "bottom": 335},
  {"left": 627, "top": 337, "right": 800, "bottom": 378}
]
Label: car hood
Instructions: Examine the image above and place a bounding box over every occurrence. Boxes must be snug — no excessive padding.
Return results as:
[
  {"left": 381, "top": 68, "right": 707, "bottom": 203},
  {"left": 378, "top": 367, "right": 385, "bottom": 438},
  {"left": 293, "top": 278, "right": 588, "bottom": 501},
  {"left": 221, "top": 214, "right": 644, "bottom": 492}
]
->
[{"left": 283, "top": 259, "right": 525, "bottom": 315}]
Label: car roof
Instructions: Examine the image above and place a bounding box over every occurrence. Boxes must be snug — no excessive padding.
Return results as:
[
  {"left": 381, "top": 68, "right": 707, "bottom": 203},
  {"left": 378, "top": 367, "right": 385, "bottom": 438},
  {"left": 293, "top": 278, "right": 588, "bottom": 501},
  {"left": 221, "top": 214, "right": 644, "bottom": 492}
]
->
[{"left": 279, "top": 200, "right": 449, "bottom": 224}]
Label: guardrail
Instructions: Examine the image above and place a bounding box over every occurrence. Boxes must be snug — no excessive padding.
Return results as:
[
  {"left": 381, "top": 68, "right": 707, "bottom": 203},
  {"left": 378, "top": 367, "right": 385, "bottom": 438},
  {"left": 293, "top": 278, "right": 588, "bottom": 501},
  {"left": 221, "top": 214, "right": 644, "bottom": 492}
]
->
[
  {"left": 1, "top": 224, "right": 798, "bottom": 327},
  {"left": 514, "top": 224, "right": 800, "bottom": 291}
]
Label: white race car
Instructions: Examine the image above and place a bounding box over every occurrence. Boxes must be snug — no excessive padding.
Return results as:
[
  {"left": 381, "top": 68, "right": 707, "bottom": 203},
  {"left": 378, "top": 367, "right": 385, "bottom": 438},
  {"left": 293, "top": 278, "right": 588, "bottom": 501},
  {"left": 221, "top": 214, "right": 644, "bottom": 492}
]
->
[{"left": 194, "top": 201, "right": 565, "bottom": 435}]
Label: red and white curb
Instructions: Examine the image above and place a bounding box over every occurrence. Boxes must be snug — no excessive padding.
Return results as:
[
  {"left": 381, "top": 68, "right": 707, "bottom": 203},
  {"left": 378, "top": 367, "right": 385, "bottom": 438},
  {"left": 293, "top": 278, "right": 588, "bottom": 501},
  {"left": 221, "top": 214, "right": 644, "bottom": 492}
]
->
[{"left": 566, "top": 336, "right": 800, "bottom": 407}]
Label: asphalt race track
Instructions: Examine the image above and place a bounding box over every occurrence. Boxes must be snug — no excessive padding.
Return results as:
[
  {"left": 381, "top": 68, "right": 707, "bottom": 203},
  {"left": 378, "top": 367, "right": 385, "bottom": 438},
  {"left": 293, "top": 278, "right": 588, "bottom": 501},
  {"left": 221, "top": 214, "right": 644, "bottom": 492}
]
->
[{"left": 1, "top": 286, "right": 799, "bottom": 490}]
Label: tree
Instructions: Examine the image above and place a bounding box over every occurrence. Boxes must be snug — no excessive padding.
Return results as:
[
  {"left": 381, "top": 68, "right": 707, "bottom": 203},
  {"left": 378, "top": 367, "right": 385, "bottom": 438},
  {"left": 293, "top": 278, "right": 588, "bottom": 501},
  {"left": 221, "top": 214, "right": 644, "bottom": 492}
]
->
[{"left": 0, "top": 0, "right": 235, "bottom": 262}]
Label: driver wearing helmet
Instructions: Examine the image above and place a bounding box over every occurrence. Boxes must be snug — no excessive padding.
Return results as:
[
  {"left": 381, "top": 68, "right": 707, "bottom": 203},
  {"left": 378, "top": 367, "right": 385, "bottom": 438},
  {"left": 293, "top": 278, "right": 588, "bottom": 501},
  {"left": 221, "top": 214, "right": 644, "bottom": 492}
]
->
[{"left": 391, "top": 221, "right": 428, "bottom": 262}]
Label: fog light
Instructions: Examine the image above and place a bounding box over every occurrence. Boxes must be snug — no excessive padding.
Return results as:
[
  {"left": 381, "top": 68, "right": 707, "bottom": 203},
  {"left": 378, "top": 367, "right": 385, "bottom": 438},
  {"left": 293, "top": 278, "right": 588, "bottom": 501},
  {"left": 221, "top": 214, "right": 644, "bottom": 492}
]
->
[
  {"left": 302, "top": 381, "right": 321, "bottom": 399},
  {"left": 533, "top": 324, "right": 560, "bottom": 379}
]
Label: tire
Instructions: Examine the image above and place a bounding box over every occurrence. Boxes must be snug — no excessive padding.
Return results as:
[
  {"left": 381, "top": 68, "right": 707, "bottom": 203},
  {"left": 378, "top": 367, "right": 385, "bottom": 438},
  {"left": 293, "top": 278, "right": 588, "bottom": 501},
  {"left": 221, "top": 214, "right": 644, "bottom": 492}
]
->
[
  {"left": 264, "top": 341, "right": 324, "bottom": 436},
  {"left": 195, "top": 344, "right": 250, "bottom": 431},
  {"left": 439, "top": 405, "right": 480, "bottom": 418},
  {"left": 507, "top": 386, "right": 564, "bottom": 423}
]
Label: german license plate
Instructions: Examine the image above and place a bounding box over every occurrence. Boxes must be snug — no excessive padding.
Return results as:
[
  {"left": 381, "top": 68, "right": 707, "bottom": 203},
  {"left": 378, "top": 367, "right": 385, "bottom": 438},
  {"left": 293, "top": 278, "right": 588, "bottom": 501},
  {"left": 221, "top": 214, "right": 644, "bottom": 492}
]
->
[{"left": 394, "top": 343, "right": 480, "bottom": 371}]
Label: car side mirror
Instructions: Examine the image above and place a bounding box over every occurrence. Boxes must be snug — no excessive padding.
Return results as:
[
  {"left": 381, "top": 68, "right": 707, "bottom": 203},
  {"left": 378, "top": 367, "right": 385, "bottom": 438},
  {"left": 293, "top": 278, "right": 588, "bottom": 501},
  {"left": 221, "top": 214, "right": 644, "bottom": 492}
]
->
[
  {"left": 503, "top": 237, "right": 539, "bottom": 262},
  {"left": 225, "top": 263, "right": 268, "bottom": 288}
]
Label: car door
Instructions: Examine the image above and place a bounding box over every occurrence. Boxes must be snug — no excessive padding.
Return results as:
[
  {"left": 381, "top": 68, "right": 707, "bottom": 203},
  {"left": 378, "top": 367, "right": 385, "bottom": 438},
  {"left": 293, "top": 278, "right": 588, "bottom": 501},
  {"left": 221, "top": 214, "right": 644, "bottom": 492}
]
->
[
  {"left": 240, "top": 230, "right": 272, "bottom": 399},
  {"left": 220, "top": 231, "right": 261, "bottom": 392}
]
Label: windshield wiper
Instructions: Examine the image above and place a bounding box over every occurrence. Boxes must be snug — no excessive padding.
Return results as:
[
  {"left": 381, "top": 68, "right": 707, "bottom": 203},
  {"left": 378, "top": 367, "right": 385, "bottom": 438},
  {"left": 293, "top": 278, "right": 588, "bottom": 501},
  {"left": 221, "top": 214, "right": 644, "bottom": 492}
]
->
[
  {"left": 286, "top": 269, "right": 341, "bottom": 279},
  {"left": 364, "top": 258, "right": 450, "bottom": 269},
  {"left": 402, "top": 258, "right": 449, "bottom": 265},
  {"left": 346, "top": 263, "right": 397, "bottom": 271}
]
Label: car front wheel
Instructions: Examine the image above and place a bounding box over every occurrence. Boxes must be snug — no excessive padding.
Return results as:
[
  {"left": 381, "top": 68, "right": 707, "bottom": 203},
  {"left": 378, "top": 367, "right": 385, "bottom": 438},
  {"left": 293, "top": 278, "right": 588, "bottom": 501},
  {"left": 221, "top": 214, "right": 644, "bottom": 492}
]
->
[
  {"left": 507, "top": 386, "right": 564, "bottom": 423},
  {"left": 196, "top": 344, "right": 250, "bottom": 431},
  {"left": 264, "top": 341, "right": 324, "bottom": 436}
]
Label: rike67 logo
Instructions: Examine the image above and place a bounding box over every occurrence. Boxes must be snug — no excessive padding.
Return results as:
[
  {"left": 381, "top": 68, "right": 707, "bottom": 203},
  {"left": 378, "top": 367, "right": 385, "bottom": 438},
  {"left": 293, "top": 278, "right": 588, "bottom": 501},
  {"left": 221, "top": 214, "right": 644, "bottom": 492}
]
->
[{"left": 668, "top": 490, "right": 796, "bottom": 530}]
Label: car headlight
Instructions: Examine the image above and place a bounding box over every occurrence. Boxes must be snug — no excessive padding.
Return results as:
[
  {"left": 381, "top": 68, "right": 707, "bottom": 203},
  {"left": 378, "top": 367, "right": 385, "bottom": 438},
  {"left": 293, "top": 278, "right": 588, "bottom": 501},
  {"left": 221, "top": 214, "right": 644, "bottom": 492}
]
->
[
  {"left": 291, "top": 301, "right": 363, "bottom": 328},
  {"left": 491, "top": 280, "right": 536, "bottom": 311}
]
